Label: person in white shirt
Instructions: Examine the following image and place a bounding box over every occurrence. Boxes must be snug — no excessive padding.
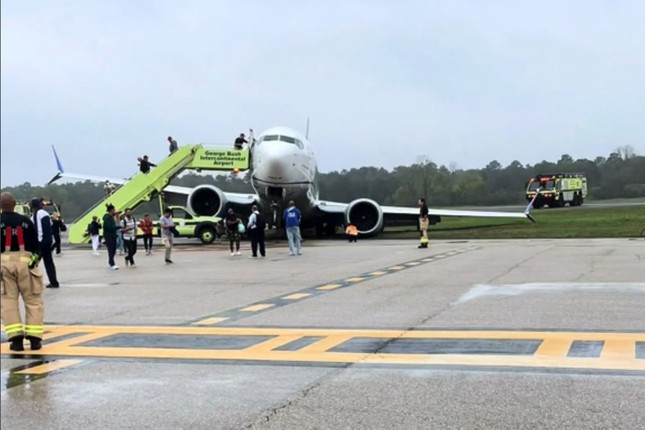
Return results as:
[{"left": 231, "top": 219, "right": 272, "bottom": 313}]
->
[
  {"left": 247, "top": 205, "right": 266, "bottom": 258},
  {"left": 29, "top": 198, "right": 60, "bottom": 288},
  {"left": 120, "top": 208, "right": 138, "bottom": 267},
  {"left": 159, "top": 207, "right": 175, "bottom": 264}
]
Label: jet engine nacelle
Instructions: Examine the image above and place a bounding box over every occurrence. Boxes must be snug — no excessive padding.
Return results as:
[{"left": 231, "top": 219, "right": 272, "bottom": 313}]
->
[
  {"left": 344, "top": 198, "right": 384, "bottom": 236},
  {"left": 187, "top": 185, "right": 228, "bottom": 217}
]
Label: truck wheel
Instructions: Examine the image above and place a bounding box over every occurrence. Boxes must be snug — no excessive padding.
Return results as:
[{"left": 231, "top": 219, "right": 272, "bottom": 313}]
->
[{"left": 198, "top": 226, "right": 216, "bottom": 244}]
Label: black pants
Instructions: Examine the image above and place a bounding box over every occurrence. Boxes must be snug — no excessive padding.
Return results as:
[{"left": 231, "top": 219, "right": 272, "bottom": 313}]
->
[
  {"left": 125, "top": 238, "right": 137, "bottom": 265},
  {"left": 143, "top": 234, "right": 153, "bottom": 252},
  {"left": 347, "top": 235, "right": 357, "bottom": 243},
  {"left": 51, "top": 233, "right": 61, "bottom": 254},
  {"left": 250, "top": 228, "right": 265, "bottom": 257},
  {"left": 40, "top": 243, "right": 59, "bottom": 287},
  {"left": 105, "top": 234, "right": 117, "bottom": 267}
]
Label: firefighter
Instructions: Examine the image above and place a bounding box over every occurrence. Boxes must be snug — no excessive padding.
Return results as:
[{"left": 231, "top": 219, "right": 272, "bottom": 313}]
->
[
  {"left": 418, "top": 198, "right": 429, "bottom": 248},
  {"left": 1, "top": 192, "right": 45, "bottom": 351}
]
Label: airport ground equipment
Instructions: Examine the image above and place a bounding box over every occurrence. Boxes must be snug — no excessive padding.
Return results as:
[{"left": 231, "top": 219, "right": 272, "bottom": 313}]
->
[
  {"left": 526, "top": 173, "right": 587, "bottom": 208},
  {"left": 68, "top": 145, "right": 249, "bottom": 244}
]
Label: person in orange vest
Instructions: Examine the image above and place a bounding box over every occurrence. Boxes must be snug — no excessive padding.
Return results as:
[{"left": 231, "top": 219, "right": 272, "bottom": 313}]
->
[{"left": 346, "top": 223, "right": 358, "bottom": 243}]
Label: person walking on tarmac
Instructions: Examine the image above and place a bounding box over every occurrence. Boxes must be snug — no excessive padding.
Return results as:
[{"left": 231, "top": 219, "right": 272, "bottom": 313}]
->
[
  {"left": 103, "top": 204, "right": 121, "bottom": 270},
  {"left": 418, "top": 198, "right": 429, "bottom": 248},
  {"left": 159, "top": 207, "right": 175, "bottom": 264},
  {"left": 87, "top": 215, "right": 102, "bottom": 256},
  {"left": 1, "top": 192, "right": 45, "bottom": 351},
  {"left": 139, "top": 214, "right": 154, "bottom": 255},
  {"left": 225, "top": 208, "right": 242, "bottom": 256},
  {"left": 30, "top": 198, "right": 60, "bottom": 288},
  {"left": 283, "top": 200, "right": 302, "bottom": 256},
  {"left": 51, "top": 212, "right": 66, "bottom": 256},
  {"left": 120, "top": 208, "right": 137, "bottom": 267},
  {"left": 247, "top": 205, "right": 266, "bottom": 258},
  {"left": 346, "top": 223, "right": 358, "bottom": 243}
]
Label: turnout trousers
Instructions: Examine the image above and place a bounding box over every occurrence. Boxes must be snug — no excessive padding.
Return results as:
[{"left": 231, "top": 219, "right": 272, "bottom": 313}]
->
[{"left": 1, "top": 252, "right": 45, "bottom": 340}]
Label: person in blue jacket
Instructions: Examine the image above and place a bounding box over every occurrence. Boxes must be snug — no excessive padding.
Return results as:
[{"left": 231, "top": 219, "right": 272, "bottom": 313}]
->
[{"left": 283, "top": 200, "right": 302, "bottom": 256}]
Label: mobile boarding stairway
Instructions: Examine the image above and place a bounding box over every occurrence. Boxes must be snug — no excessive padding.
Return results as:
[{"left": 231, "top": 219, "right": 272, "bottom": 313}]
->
[{"left": 67, "top": 145, "right": 249, "bottom": 244}]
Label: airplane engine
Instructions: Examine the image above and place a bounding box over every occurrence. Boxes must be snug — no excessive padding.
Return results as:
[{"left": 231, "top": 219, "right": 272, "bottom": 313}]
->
[
  {"left": 187, "top": 185, "right": 228, "bottom": 217},
  {"left": 344, "top": 198, "right": 384, "bottom": 236}
]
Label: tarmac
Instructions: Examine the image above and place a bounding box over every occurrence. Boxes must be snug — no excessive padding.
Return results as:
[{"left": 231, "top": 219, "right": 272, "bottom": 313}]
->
[{"left": 1, "top": 237, "right": 644, "bottom": 429}]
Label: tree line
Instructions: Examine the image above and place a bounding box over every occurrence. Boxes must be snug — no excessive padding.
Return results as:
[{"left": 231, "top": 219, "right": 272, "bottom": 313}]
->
[{"left": 2, "top": 147, "right": 643, "bottom": 220}]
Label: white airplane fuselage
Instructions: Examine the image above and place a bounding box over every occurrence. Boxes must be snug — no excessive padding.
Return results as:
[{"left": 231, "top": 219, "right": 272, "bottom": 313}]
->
[{"left": 249, "top": 127, "right": 319, "bottom": 217}]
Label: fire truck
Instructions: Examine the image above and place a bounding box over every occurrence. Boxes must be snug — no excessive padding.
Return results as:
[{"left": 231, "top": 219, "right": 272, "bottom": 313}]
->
[{"left": 526, "top": 173, "right": 587, "bottom": 208}]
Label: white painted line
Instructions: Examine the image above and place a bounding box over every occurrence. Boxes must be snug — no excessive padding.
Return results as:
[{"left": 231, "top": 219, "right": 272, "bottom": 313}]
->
[{"left": 457, "top": 282, "right": 645, "bottom": 304}]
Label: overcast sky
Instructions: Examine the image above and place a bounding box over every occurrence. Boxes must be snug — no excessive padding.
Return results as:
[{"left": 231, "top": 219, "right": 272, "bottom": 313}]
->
[{"left": 2, "top": 0, "right": 644, "bottom": 186}]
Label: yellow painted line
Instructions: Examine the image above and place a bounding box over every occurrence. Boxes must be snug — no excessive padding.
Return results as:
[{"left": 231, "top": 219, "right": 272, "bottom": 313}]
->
[
  {"left": 369, "top": 271, "right": 387, "bottom": 276},
  {"left": 15, "top": 359, "right": 83, "bottom": 375},
  {"left": 434, "top": 255, "right": 446, "bottom": 258},
  {"left": 345, "top": 277, "right": 365, "bottom": 283},
  {"left": 535, "top": 338, "right": 572, "bottom": 358},
  {"left": 244, "top": 335, "right": 302, "bottom": 353},
  {"left": 388, "top": 266, "right": 404, "bottom": 270},
  {"left": 282, "top": 293, "right": 312, "bottom": 300},
  {"left": 18, "top": 325, "right": 645, "bottom": 341},
  {"left": 317, "top": 284, "right": 342, "bottom": 291},
  {"left": 47, "top": 332, "right": 115, "bottom": 348},
  {"left": 421, "top": 258, "right": 435, "bottom": 262},
  {"left": 240, "top": 304, "right": 275, "bottom": 312},
  {"left": 297, "top": 335, "right": 354, "bottom": 353},
  {"left": 2, "top": 325, "right": 643, "bottom": 372},
  {"left": 192, "top": 317, "right": 229, "bottom": 326},
  {"left": 405, "top": 262, "right": 421, "bottom": 266},
  {"left": 601, "top": 339, "right": 635, "bottom": 360}
]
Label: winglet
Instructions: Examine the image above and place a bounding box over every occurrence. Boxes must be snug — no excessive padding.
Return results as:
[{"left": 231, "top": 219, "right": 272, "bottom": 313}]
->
[
  {"left": 523, "top": 189, "right": 539, "bottom": 223},
  {"left": 52, "top": 145, "right": 64, "bottom": 173},
  {"left": 47, "top": 146, "right": 65, "bottom": 185}
]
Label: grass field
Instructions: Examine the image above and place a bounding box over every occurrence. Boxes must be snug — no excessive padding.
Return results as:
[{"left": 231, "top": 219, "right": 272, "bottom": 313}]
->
[{"left": 379, "top": 205, "right": 645, "bottom": 240}]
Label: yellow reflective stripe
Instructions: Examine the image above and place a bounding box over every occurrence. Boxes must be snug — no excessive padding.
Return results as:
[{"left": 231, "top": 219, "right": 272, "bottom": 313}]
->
[
  {"left": 25, "top": 326, "right": 44, "bottom": 334},
  {"left": 5, "top": 328, "right": 24, "bottom": 335},
  {"left": 4, "top": 323, "right": 23, "bottom": 330},
  {"left": 24, "top": 325, "right": 44, "bottom": 329}
]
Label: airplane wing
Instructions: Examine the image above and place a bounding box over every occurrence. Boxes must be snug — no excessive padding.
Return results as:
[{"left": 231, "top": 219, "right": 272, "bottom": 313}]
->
[{"left": 316, "top": 195, "right": 536, "bottom": 235}]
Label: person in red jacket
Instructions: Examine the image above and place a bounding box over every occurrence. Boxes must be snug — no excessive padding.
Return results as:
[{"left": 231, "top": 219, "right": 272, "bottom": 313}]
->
[{"left": 139, "top": 214, "right": 155, "bottom": 255}]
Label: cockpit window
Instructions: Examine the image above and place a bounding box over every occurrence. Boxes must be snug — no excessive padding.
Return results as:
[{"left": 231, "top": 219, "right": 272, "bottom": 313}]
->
[
  {"left": 279, "top": 135, "right": 295, "bottom": 144},
  {"left": 259, "top": 134, "right": 304, "bottom": 149}
]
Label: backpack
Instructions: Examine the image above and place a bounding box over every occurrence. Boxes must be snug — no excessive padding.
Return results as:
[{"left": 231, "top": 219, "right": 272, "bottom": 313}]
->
[{"left": 255, "top": 213, "right": 266, "bottom": 230}]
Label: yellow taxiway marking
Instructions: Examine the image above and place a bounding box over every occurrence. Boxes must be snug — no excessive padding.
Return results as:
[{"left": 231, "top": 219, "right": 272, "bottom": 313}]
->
[
  {"left": 317, "top": 284, "right": 342, "bottom": 291},
  {"left": 192, "top": 317, "right": 229, "bottom": 326},
  {"left": 388, "top": 266, "right": 404, "bottom": 270},
  {"left": 346, "top": 277, "right": 365, "bottom": 283},
  {"left": 2, "top": 325, "right": 642, "bottom": 372},
  {"left": 244, "top": 335, "right": 303, "bottom": 353},
  {"left": 15, "top": 359, "right": 83, "bottom": 375},
  {"left": 421, "top": 258, "right": 435, "bottom": 262},
  {"left": 405, "top": 262, "right": 421, "bottom": 266},
  {"left": 282, "top": 293, "right": 312, "bottom": 300},
  {"left": 240, "top": 304, "right": 275, "bottom": 312},
  {"left": 369, "top": 271, "right": 387, "bottom": 276}
]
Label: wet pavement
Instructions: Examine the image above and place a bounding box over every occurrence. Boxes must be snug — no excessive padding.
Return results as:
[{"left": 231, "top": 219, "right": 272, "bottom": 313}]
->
[{"left": 1, "top": 238, "right": 644, "bottom": 429}]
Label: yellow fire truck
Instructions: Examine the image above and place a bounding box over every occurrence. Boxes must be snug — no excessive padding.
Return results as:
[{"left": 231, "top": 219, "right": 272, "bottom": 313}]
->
[{"left": 526, "top": 173, "right": 587, "bottom": 208}]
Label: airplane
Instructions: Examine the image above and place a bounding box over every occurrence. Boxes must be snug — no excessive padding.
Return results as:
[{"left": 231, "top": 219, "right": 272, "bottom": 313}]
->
[{"left": 49, "top": 126, "right": 535, "bottom": 236}]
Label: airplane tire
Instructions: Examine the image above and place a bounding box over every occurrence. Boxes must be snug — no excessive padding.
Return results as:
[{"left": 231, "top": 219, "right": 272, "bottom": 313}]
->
[{"left": 198, "top": 225, "right": 216, "bottom": 244}]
